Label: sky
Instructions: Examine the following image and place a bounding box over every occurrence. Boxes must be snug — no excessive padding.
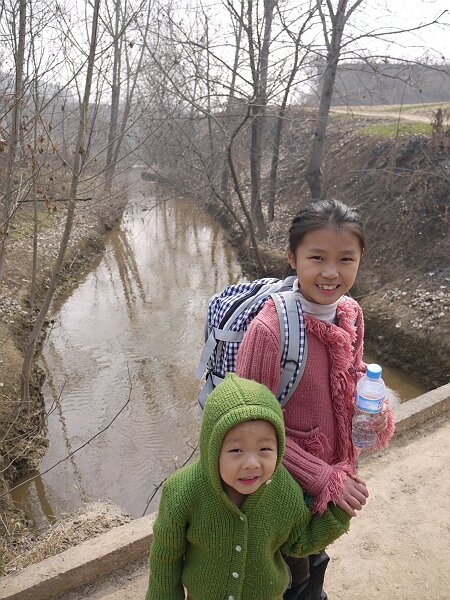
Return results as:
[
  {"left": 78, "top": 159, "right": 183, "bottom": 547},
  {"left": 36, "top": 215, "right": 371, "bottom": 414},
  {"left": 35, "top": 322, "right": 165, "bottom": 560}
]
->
[
  {"left": 353, "top": 0, "right": 449, "bottom": 61},
  {"left": 196, "top": 0, "right": 450, "bottom": 62}
]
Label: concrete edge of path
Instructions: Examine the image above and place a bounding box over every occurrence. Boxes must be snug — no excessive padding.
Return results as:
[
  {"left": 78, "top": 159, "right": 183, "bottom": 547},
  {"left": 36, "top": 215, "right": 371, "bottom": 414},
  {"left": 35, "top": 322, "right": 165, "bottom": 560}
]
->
[
  {"left": 1, "top": 383, "right": 449, "bottom": 600},
  {"left": 392, "top": 381, "right": 450, "bottom": 435}
]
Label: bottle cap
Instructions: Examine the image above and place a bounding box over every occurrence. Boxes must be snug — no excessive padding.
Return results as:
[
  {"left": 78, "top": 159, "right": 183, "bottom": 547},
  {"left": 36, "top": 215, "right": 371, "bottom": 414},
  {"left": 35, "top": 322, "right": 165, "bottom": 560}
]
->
[{"left": 366, "top": 363, "right": 382, "bottom": 379}]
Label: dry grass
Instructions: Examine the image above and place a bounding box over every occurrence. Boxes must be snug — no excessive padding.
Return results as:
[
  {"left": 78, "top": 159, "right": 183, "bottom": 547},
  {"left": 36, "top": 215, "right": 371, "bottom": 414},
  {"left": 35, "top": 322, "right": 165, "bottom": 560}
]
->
[{"left": 1, "top": 501, "right": 131, "bottom": 576}]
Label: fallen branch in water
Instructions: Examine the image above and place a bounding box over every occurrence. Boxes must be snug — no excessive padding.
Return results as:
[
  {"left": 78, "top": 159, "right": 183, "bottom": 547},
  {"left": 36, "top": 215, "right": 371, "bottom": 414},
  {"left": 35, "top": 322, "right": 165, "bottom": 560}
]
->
[
  {"left": 18, "top": 197, "right": 93, "bottom": 203},
  {"left": 141, "top": 443, "right": 198, "bottom": 517},
  {"left": 0, "top": 367, "right": 133, "bottom": 499}
]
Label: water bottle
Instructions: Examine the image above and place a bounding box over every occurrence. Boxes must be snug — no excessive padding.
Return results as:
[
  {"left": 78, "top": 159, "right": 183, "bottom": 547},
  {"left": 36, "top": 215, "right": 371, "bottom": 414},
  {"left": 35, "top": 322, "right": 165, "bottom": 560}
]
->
[{"left": 352, "top": 364, "right": 386, "bottom": 449}]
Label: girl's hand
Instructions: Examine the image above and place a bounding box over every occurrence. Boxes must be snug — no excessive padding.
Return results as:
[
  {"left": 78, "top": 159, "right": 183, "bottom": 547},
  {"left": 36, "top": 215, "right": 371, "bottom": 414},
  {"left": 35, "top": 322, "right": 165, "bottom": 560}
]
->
[
  {"left": 335, "top": 474, "right": 369, "bottom": 517},
  {"left": 371, "top": 407, "right": 388, "bottom": 433}
]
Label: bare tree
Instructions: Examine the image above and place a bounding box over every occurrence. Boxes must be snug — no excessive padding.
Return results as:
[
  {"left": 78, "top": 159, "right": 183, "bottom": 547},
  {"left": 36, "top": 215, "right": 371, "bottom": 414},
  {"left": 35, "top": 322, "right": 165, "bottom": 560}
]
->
[
  {"left": 109, "top": 0, "right": 153, "bottom": 178},
  {"left": 21, "top": 0, "right": 102, "bottom": 411},
  {"left": 219, "top": 0, "right": 245, "bottom": 203},
  {"left": 267, "top": 4, "right": 315, "bottom": 220},
  {"left": 0, "top": 0, "right": 27, "bottom": 282},
  {"left": 139, "top": 2, "right": 272, "bottom": 259},
  {"left": 304, "top": 1, "right": 447, "bottom": 199},
  {"left": 305, "top": 0, "right": 364, "bottom": 199},
  {"left": 246, "top": 0, "right": 277, "bottom": 238}
]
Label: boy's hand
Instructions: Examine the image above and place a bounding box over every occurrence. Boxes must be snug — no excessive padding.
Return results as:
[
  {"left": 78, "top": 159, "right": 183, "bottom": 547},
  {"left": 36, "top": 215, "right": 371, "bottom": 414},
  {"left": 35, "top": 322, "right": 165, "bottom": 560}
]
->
[{"left": 335, "top": 474, "right": 368, "bottom": 517}]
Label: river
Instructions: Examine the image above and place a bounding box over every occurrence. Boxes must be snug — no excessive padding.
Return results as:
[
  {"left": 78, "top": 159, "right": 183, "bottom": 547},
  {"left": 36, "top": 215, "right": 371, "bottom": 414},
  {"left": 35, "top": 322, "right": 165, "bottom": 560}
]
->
[{"left": 11, "top": 173, "right": 426, "bottom": 529}]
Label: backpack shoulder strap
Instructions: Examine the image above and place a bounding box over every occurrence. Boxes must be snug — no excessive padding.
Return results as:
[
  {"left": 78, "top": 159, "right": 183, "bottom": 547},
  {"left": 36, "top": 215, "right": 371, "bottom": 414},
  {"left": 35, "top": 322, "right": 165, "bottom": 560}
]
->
[{"left": 271, "top": 290, "right": 308, "bottom": 407}]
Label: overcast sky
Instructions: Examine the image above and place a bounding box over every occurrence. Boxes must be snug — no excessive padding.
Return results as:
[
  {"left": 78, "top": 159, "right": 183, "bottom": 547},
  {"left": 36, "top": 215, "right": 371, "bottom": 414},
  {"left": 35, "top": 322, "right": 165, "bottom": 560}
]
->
[
  {"left": 197, "top": 0, "right": 449, "bottom": 62},
  {"left": 357, "top": 0, "right": 449, "bottom": 60}
]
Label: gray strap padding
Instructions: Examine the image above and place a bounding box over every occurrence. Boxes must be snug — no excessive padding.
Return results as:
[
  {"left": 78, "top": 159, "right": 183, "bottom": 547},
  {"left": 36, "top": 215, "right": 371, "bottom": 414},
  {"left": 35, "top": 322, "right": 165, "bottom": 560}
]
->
[
  {"left": 280, "top": 274, "right": 297, "bottom": 289},
  {"left": 282, "top": 332, "right": 308, "bottom": 406},
  {"left": 198, "top": 373, "right": 225, "bottom": 408},
  {"left": 195, "top": 329, "right": 245, "bottom": 379},
  {"left": 272, "top": 292, "right": 297, "bottom": 399},
  {"left": 272, "top": 291, "right": 308, "bottom": 406},
  {"left": 198, "top": 375, "right": 214, "bottom": 408},
  {"left": 195, "top": 330, "right": 217, "bottom": 379}
]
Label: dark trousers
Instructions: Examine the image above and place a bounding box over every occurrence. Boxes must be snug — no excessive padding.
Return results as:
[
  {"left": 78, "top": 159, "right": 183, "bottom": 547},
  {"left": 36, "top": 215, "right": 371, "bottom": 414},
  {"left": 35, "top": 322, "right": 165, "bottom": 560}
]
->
[{"left": 283, "top": 551, "right": 330, "bottom": 600}]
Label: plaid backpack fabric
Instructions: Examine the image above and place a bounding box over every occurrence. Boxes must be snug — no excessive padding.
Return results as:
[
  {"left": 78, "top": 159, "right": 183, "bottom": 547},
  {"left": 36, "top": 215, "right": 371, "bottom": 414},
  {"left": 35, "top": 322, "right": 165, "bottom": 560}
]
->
[{"left": 196, "top": 276, "right": 308, "bottom": 408}]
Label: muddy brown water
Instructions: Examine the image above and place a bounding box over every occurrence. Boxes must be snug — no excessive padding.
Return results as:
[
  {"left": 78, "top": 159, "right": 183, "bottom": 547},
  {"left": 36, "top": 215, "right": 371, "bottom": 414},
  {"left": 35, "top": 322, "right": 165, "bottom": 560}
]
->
[{"left": 11, "top": 174, "right": 427, "bottom": 529}]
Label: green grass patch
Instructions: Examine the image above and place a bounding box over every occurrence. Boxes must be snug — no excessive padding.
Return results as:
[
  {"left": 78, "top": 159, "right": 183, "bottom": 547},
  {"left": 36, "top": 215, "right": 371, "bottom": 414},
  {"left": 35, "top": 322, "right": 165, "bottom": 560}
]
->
[
  {"left": 9, "top": 205, "right": 58, "bottom": 240},
  {"left": 355, "top": 121, "right": 432, "bottom": 137},
  {"left": 330, "top": 111, "right": 353, "bottom": 120}
]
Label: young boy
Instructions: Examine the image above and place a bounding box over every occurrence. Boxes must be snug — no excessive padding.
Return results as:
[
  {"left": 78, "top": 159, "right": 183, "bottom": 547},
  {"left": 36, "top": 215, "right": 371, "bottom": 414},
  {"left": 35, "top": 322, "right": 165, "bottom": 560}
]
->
[{"left": 146, "top": 374, "right": 351, "bottom": 600}]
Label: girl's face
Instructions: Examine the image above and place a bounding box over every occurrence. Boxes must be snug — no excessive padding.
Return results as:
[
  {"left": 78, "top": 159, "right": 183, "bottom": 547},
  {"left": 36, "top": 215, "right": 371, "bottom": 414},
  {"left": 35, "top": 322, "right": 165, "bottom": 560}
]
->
[{"left": 287, "top": 226, "right": 362, "bottom": 305}]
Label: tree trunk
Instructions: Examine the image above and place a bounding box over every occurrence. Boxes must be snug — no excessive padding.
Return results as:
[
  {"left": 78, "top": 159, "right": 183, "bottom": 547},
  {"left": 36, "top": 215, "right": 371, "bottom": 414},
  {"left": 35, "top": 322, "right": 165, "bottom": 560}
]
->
[
  {"left": 104, "top": 0, "right": 122, "bottom": 192},
  {"left": 30, "top": 83, "right": 40, "bottom": 309},
  {"left": 268, "top": 29, "right": 307, "bottom": 221},
  {"left": 110, "top": 1, "right": 152, "bottom": 173},
  {"left": 220, "top": 0, "right": 245, "bottom": 203},
  {"left": 248, "top": 0, "right": 276, "bottom": 239},
  {"left": 305, "top": 0, "right": 363, "bottom": 200},
  {"left": 21, "top": 0, "right": 101, "bottom": 412},
  {"left": 227, "top": 109, "right": 266, "bottom": 273},
  {"left": 0, "top": 0, "right": 27, "bottom": 283}
]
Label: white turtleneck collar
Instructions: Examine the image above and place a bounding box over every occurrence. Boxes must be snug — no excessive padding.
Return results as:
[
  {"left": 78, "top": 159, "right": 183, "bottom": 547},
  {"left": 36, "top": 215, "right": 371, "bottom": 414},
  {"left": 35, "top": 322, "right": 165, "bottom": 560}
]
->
[{"left": 293, "top": 279, "right": 339, "bottom": 323}]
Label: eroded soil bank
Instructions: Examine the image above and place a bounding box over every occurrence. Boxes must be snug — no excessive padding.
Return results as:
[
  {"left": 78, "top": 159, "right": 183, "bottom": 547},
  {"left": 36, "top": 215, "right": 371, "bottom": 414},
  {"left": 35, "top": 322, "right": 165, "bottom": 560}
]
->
[{"left": 0, "top": 191, "right": 128, "bottom": 570}]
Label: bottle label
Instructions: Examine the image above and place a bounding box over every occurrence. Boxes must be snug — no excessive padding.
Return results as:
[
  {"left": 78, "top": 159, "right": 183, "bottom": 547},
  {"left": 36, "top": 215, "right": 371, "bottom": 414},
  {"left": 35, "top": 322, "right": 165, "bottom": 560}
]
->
[{"left": 356, "top": 394, "right": 384, "bottom": 413}]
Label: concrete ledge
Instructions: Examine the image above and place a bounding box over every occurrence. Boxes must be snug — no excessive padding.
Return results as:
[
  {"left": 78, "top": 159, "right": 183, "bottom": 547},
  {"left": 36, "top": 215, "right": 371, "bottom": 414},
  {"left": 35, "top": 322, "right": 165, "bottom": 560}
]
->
[
  {"left": 1, "top": 384, "right": 449, "bottom": 600},
  {"left": 0, "top": 514, "right": 156, "bottom": 600},
  {"left": 393, "top": 382, "right": 450, "bottom": 435}
]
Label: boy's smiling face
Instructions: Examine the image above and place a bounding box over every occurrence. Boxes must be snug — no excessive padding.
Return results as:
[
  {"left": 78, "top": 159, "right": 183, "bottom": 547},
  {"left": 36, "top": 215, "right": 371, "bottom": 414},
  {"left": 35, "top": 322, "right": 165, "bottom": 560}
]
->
[{"left": 219, "top": 420, "right": 278, "bottom": 506}]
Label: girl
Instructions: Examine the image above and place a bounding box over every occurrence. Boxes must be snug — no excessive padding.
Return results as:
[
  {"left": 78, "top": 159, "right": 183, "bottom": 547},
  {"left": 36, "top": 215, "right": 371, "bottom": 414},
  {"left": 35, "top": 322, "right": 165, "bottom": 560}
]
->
[{"left": 236, "top": 199, "right": 395, "bottom": 600}]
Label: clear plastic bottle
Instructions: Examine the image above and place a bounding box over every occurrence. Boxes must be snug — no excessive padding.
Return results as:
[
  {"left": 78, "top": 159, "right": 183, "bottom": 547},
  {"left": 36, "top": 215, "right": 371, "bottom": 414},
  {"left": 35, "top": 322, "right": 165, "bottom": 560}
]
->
[{"left": 352, "top": 364, "right": 386, "bottom": 449}]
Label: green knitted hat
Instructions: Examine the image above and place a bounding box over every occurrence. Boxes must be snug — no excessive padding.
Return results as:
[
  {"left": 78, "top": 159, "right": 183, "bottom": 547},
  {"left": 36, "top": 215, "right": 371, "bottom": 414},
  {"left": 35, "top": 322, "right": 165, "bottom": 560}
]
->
[{"left": 200, "top": 373, "right": 286, "bottom": 490}]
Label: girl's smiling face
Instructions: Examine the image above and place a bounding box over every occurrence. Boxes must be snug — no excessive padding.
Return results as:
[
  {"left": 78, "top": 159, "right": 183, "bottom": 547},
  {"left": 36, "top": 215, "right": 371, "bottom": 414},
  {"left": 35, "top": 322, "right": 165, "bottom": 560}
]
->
[{"left": 287, "top": 226, "right": 362, "bottom": 305}]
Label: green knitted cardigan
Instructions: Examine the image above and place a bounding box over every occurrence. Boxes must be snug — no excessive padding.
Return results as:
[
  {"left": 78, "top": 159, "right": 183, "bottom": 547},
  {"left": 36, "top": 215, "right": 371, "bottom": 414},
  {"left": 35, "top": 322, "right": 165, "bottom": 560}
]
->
[{"left": 146, "top": 374, "right": 350, "bottom": 600}]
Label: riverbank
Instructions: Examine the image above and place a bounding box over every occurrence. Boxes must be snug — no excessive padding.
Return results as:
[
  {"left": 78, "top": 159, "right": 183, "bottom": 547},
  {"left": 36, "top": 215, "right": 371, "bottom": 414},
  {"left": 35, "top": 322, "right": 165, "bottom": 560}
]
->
[{"left": 0, "top": 190, "right": 128, "bottom": 567}]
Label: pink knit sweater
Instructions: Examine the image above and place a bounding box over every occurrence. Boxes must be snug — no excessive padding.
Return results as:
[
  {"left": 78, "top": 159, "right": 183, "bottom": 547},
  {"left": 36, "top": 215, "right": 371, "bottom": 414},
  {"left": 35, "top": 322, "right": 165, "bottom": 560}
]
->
[{"left": 236, "top": 296, "right": 395, "bottom": 514}]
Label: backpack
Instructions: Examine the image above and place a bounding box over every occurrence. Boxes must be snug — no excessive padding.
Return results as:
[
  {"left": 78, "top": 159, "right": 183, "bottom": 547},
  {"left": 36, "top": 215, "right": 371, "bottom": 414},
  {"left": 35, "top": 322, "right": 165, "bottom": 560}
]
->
[{"left": 195, "top": 275, "right": 308, "bottom": 408}]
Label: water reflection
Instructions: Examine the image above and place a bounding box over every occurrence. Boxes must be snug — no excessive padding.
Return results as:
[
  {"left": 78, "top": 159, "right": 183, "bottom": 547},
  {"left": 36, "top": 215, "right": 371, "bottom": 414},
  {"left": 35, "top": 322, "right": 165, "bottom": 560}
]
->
[
  {"left": 12, "top": 174, "right": 243, "bottom": 528},
  {"left": 11, "top": 471, "right": 57, "bottom": 529},
  {"left": 364, "top": 355, "right": 426, "bottom": 409},
  {"left": 40, "top": 352, "right": 88, "bottom": 506}
]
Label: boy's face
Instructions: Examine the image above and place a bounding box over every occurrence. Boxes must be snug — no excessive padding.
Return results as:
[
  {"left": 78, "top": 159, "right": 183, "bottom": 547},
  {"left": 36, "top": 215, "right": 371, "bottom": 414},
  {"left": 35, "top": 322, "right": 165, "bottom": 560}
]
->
[{"left": 219, "top": 420, "right": 278, "bottom": 505}]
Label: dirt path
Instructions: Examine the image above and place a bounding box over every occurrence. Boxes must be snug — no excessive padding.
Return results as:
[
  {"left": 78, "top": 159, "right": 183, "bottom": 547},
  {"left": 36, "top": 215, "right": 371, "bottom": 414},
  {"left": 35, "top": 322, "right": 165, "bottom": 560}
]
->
[
  {"left": 330, "top": 106, "right": 433, "bottom": 123},
  {"left": 57, "top": 413, "right": 450, "bottom": 600}
]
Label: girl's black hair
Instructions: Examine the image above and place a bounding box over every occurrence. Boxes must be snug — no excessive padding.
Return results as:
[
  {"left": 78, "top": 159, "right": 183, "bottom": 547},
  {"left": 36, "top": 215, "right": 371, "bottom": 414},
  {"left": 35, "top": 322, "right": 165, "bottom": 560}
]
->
[{"left": 288, "top": 199, "right": 366, "bottom": 256}]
